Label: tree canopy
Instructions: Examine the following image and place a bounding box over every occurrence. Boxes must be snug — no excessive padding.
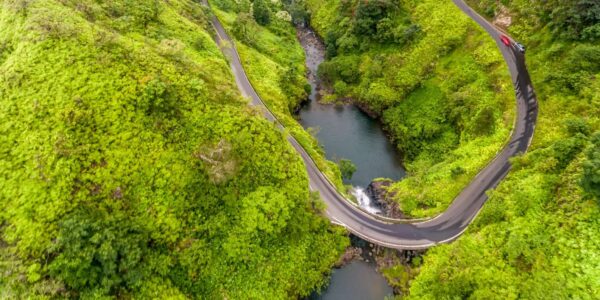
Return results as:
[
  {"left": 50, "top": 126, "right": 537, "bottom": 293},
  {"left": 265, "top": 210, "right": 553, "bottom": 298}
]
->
[
  {"left": 253, "top": 0, "right": 271, "bottom": 26},
  {"left": 582, "top": 133, "right": 600, "bottom": 201}
]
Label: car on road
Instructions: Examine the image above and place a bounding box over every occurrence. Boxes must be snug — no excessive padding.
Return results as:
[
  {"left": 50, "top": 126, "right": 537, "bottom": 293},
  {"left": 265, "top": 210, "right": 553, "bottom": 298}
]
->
[
  {"left": 514, "top": 42, "right": 526, "bottom": 53},
  {"left": 500, "top": 35, "right": 511, "bottom": 46}
]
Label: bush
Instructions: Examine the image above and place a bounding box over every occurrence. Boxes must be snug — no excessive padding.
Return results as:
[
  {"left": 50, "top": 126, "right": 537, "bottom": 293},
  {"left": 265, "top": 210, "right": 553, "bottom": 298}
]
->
[
  {"left": 567, "top": 44, "right": 600, "bottom": 73},
  {"left": 552, "top": 135, "right": 587, "bottom": 170},
  {"left": 49, "top": 211, "right": 153, "bottom": 295},
  {"left": 158, "top": 39, "right": 184, "bottom": 58},
  {"left": 334, "top": 80, "right": 348, "bottom": 95},
  {"left": 565, "top": 118, "right": 591, "bottom": 136},
  {"left": 353, "top": 0, "right": 394, "bottom": 36},
  {"left": 287, "top": 1, "right": 310, "bottom": 25},
  {"left": 335, "top": 56, "right": 360, "bottom": 83},
  {"left": 253, "top": 0, "right": 271, "bottom": 25},
  {"left": 547, "top": 0, "right": 600, "bottom": 41},
  {"left": 232, "top": 12, "right": 258, "bottom": 45},
  {"left": 582, "top": 133, "right": 600, "bottom": 201},
  {"left": 470, "top": 105, "right": 496, "bottom": 136},
  {"left": 451, "top": 166, "right": 466, "bottom": 178},
  {"left": 338, "top": 159, "right": 357, "bottom": 180}
]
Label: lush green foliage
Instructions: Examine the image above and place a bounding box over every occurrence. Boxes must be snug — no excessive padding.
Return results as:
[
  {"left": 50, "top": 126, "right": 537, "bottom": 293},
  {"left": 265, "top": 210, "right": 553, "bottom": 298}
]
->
[
  {"left": 582, "top": 133, "right": 600, "bottom": 201},
  {"left": 407, "top": 2, "right": 600, "bottom": 298},
  {"left": 0, "top": 0, "right": 348, "bottom": 298},
  {"left": 304, "top": 0, "right": 514, "bottom": 217},
  {"left": 338, "top": 159, "right": 357, "bottom": 180},
  {"left": 469, "top": 0, "right": 600, "bottom": 41},
  {"left": 210, "top": 0, "right": 346, "bottom": 190},
  {"left": 252, "top": 0, "right": 271, "bottom": 26}
]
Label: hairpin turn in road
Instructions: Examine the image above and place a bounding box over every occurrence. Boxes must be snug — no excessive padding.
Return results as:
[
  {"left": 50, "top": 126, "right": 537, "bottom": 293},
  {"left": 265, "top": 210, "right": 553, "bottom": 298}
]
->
[{"left": 206, "top": 0, "right": 538, "bottom": 249}]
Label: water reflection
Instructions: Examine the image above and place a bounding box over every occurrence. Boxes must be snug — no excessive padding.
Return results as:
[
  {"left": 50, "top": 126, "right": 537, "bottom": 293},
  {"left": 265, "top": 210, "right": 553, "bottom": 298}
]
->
[{"left": 310, "top": 261, "right": 394, "bottom": 300}]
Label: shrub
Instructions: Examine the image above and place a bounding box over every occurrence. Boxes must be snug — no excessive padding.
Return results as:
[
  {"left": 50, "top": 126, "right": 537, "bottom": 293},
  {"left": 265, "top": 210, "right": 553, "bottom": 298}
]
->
[
  {"left": 253, "top": 0, "right": 271, "bottom": 25},
  {"left": 353, "top": 0, "right": 394, "bottom": 36},
  {"left": 334, "top": 80, "right": 348, "bottom": 95},
  {"left": 582, "top": 133, "right": 600, "bottom": 201},
  {"left": 451, "top": 166, "right": 466, "bottom": 178},
  {"left": 232, "top": 12, "right": 258, "bottom": 45},
  {"left": 338, "top": 159, "right": 357, "bottom": 180}
]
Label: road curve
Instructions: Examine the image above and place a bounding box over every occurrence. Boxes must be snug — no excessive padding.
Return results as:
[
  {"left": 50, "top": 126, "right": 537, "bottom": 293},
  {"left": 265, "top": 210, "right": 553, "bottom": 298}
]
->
[{"left": 208, "top": 0, "right": 538, "bottom": 249}]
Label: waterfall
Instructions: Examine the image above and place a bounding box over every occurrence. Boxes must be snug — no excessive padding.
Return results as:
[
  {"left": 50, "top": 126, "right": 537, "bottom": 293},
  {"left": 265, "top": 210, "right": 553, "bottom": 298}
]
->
[{"left": 351, "top": 187, "right": 381, "bottom": 214}]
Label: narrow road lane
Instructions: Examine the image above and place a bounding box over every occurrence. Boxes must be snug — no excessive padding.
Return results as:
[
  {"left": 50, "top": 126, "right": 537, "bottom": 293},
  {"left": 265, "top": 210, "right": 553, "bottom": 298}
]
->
[{"left": 208, "top": 0, "right": 538, "bottom": 249}]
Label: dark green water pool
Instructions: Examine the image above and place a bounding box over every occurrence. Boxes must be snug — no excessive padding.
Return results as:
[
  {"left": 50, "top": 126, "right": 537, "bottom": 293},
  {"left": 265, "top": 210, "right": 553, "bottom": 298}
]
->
[
  {"left": 296, "top": 26, "right": 401, "bottom": 300},
  {"left": 309, "top": 261, "right": 394, "bottom": 300}
]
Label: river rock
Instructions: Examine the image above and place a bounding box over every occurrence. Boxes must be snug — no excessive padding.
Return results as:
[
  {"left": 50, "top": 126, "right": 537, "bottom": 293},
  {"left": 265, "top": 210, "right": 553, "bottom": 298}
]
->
[
  {"left": 366, "top": 179, "right": 407, "bottom": 219},
  {"left": 335, "top": 247, "right": 363, "bottom": 267},
  {"left": 492, "top": 5, "right": 512, "bottom": 28},
  {"left": 354, "top": 101, "right": 380, "bottom": 118}
]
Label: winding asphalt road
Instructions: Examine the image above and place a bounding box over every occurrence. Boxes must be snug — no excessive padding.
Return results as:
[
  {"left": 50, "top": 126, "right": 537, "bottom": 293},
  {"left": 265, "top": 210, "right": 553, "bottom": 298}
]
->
[{"left": 208, "top": 0, "right": 538, "bottom": 249}]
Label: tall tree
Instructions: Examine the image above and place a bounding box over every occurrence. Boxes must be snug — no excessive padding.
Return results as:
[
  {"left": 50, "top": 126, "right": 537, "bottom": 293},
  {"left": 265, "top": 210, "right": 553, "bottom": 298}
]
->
[{"left": 338, "top": 159, "right": 357, "bottom": 180}]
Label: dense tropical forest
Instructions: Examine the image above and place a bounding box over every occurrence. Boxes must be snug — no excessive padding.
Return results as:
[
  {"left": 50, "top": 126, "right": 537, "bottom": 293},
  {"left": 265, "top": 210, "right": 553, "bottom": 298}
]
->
[
  {"left": 212, "top": 0, "right": 516, "bottom": 218},
  {"left": 208, "top": 0, "right": 600, "bottom": 298},
  {"left": 409, "top": 0, "right": 600, "bottom": 298},
  {"left": 1, "top": 0, "right": 599, "bottom": 298},
  {"left": 0, "top": 0, "right": 347, "bottom": 298}
]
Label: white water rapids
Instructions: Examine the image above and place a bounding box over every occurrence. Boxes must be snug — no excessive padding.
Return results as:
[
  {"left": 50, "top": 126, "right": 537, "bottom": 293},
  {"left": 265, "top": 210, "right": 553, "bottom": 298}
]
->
[{"left": 351, "top": 187, "right": 382, "bottom": 214}]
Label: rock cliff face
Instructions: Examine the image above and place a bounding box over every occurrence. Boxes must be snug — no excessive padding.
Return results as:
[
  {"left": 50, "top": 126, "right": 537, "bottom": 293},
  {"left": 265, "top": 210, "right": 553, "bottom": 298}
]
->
[{"left": 365, "top": 179, "right": 407, "bottom": 219}]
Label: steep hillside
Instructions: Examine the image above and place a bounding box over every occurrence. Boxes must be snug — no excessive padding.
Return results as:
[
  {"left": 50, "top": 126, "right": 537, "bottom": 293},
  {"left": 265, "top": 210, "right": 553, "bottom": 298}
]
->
[
  {"left": 408, "top": 1, "right": 600, "bottom": 298},
  {"left": 209, "top": 0, "right": 346, "bottom": 188},
  {"left": 282, "top": 0, "right": 600, "bottom": 297},
  {"left": 0, "top": 0, "right": 347, "bottom": 298}
]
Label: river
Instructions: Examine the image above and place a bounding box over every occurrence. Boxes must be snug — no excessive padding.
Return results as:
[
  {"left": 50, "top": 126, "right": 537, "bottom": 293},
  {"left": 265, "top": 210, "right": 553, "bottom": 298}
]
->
[
  {"left": 309, "top": 260, "right": 394, "bottom": 300},
  {"left": 296, "top": 29, "right": 405, "bottom": 190},
  {"left": 296, "top": 26, "right": 401, "bottom": 300}
]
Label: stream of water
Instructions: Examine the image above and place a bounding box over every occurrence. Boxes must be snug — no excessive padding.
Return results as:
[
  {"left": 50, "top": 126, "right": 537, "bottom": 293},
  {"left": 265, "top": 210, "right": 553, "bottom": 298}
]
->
[
  {"left": 309, "top": 261, "right": 394, "bottom": 300},
  {"left": 296, "top": 26, "right": 402, "bottom": 300}
]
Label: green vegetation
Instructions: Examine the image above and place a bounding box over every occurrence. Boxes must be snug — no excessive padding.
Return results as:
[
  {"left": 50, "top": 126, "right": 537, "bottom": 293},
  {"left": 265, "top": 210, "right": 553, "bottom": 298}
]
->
[
  {"left": 209, "top": 0, "right": 345, "bottom": 190},
  {"left": 303, "top": 0, "right": 515, "bottom": 217},
  {"left": 582, "top": 133, "right": 600, "bottom": 201},
  {"left": 290, "top": 0, "right": 600, "bottom": 297},
  {"left": 3, "top": 0, "right": 598, "bottom": 298},
  {"left": 0, "top": 0, "right": 347, "bottom": 298},
  {"left": 405, "top": 1, "right": 600, "bottom": 298},
  {"left": 252, "top": 0, "right": 271, "bottom": 26},
  {"left": 472, "top": 0, "right": 600, "bottom": 41},
  {"left": 338, "top": 159, "right": 357, "bottom": 180}
]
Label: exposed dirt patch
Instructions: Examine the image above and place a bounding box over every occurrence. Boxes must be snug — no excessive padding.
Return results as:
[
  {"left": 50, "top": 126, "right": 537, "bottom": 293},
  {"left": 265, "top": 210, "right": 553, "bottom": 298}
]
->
[{"left": 492, "top": 5, "right": 512, "bottom": 29}]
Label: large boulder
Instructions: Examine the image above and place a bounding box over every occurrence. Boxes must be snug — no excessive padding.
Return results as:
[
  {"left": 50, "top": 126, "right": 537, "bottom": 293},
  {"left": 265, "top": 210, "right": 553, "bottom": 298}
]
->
[{"left": 366, "top": 179, "right": 407, "bottom": 219}]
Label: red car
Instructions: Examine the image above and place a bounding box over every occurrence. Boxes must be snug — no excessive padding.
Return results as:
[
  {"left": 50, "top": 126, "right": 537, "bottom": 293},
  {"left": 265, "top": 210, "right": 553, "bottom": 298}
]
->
[{"left": 500, "top": 35, "right": 511, "bottom": 46}]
